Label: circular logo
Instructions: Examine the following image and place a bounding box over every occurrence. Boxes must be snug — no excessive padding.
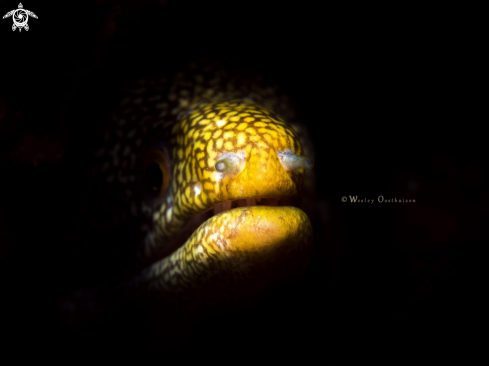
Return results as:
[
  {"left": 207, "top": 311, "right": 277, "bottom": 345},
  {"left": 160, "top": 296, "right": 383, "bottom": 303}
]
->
[{"left": 13, "top": 9, "right": 28, "bottom": 27}]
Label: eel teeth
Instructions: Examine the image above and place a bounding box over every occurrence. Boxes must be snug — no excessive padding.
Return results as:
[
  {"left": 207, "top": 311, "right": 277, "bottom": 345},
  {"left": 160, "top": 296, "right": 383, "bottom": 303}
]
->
[
  {"left": 246, "top": 198, "right": 256, "bottom": 207},
  {"left": 266, "top": 198, "right": 280, "bottom": 206},
  {"left": 213, "top": 201, "right": 232, "bottom": 215},
  {"left": 212, "top": 197, "right": 277, "bottom": 215}
]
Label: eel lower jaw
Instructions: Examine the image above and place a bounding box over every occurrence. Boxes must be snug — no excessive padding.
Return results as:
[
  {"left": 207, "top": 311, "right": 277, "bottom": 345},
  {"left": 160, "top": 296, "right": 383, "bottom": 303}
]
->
[
  {"left": 128, "top": 202, "right": 313, "bottom": 332},
  {"left": 155, "top": 196, "right": 302, "bottom": 260}
]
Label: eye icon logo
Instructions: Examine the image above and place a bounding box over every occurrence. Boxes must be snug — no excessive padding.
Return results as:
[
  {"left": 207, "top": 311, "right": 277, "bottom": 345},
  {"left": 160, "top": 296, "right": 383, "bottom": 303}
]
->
[{"left": 3, "top": 3, "right": 38, "bottom": 32}]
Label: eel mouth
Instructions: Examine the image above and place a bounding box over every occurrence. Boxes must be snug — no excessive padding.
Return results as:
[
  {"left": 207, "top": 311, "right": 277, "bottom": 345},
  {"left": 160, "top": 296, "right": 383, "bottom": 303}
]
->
[
  {"left": 132, "top": 195, "right": 313, "bottom": 307},
  {"left": 126, "top": 200, "right": 312, "bottom": 334},
  {"left": 156, "top": 196, "right": 303, "bottom": 260}
]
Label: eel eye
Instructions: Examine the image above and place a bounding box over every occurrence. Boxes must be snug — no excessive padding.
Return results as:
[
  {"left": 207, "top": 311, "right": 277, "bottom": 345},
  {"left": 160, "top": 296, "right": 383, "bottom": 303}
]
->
[
  {"left": 215, "top": 159, "right": 229, "bottom": 172},
  {"left": 142, "top": 148, "right": 171, "bottom": 199}
]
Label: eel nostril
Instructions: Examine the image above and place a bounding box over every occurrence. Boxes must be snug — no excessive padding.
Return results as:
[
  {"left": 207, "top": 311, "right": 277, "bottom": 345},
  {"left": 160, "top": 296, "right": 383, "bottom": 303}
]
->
[
  {"left": 277, "top": 150, "right": 314, "bottom": 171},
  {"left": 302, "top": 158, "right": 314, "bottom": 169}
]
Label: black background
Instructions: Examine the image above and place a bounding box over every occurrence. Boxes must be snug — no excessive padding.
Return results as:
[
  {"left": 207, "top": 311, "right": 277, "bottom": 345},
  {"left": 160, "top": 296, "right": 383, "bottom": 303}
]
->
[{"left": 0, "top": 1, "right": 483, "bottom": 364}]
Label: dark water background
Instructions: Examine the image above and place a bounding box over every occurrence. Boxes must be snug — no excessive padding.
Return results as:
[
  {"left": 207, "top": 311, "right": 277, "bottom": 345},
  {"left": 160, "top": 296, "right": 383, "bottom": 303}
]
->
[{"left": 0, "top": 1, "right": 483, "bottom": 364}]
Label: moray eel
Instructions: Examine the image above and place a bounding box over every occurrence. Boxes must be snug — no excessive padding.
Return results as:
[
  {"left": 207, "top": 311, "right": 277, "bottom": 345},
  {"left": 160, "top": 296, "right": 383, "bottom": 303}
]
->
[{"left": 72, "top": 60, "right": 315, "bottom": 330}]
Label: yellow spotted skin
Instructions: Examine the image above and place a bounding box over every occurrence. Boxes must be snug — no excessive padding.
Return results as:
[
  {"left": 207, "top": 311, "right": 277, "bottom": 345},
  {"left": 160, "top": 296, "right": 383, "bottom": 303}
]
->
[
  {"left": 146, "top": 101, "right": 306, "bottom": 259},
  {"left": 93, "top": 60, "right": 315, "bottom": 325}
]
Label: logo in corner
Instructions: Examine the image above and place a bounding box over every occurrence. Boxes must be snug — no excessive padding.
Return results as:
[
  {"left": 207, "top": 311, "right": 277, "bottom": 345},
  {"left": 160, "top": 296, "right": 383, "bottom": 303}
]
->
[{"left": 3, "top": 3, "right": 38, "bottom": 32}]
